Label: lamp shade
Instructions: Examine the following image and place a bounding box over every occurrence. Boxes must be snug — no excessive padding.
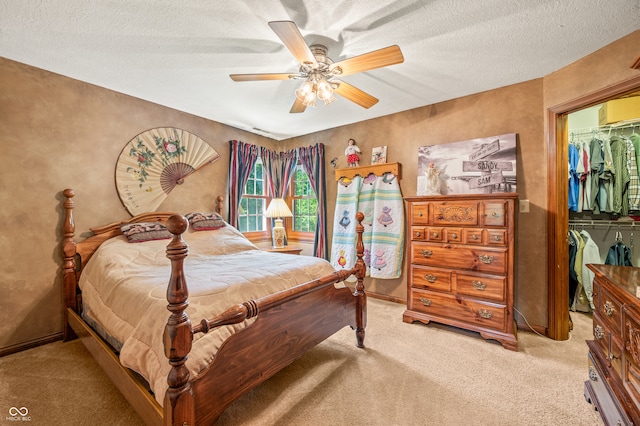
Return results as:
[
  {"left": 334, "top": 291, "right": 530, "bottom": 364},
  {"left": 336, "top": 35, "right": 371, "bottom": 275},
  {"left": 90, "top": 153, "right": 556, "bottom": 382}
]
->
[{"left": 265, "top": 198, "right": 292, "bottom": 218}]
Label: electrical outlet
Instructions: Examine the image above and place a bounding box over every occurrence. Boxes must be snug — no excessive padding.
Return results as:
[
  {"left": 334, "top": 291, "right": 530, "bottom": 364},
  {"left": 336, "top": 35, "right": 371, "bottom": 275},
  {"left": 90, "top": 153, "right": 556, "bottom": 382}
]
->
[{"left": 519, "top": 199, "right": 530, "bottom": 213}]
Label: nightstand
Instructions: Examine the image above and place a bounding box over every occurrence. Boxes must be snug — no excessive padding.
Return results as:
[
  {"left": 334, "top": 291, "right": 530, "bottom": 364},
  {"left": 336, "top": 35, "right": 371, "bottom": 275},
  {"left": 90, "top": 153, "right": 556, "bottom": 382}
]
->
[{"left": 265, "top": 246, "right": 303, "bottom": 255}]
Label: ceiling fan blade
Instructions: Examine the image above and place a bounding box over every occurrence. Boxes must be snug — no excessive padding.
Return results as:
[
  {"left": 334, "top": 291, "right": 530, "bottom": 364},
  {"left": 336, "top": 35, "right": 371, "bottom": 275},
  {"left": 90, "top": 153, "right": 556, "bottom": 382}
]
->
[
  {"left": 334, "top": 81, "right": 379, "bottom": 109},
  {"left": 330, "top": 45, "right": 404, "bottom": 77},
  {"left": 290, "top": 97, "right": 307, "bottom": 114},
  {"left": 230, "top": 73, "right": 295, "bottom": 81},
  {"left": 268, "top": 21, "right": 318, "bottom": 68}
]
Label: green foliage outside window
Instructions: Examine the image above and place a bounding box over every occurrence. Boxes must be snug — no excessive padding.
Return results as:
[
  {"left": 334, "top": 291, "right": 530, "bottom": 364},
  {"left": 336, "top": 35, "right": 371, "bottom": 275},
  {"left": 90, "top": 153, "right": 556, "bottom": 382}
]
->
[
  {"left": 292, "top": 167, "right": 317, "bottom": 233},
  {"left": 238, "top": 160, "right": 266, "bottom": 232}
]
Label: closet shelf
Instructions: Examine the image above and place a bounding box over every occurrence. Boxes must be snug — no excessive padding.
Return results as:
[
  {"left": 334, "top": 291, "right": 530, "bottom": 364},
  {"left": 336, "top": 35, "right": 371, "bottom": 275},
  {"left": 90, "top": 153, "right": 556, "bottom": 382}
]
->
[{"left": 335, "top": 162, "right": 401, "bottom": 181}]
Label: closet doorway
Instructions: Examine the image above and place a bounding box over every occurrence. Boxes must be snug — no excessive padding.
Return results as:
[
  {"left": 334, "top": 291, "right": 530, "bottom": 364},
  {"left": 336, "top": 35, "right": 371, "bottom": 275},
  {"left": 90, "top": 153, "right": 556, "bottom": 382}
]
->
[{"left": 547, "top": 75, "right": 640, "bottom": 341}]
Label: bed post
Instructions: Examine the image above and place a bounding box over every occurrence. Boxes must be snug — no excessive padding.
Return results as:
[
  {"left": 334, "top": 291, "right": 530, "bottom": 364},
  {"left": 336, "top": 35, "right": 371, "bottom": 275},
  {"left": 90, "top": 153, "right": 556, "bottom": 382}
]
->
[
  {"left": 62, "top": 189, "right": 78, "bottom": 341},
  {"left": 353, "top": 212, "right": 367, "bottom": 348},
  {"left": 163, "top": 214, "right": 195, "bottom": 426}
]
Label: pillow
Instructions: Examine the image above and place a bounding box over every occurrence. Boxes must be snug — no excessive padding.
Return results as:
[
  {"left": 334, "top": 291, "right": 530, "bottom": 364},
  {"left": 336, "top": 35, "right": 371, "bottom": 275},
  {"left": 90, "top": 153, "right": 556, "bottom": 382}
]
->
[
  {"left": 120, "top": 221, "right": 172, "bottom": 243},
  {"left": 185, "top": 212, "right": 226, "bottom": 231}
]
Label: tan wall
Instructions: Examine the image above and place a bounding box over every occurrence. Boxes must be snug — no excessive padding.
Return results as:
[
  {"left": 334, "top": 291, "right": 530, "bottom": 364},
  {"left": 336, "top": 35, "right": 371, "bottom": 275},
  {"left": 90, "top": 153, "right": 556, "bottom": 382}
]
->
[
  {"left": 0, "top": 58, "right": 277, "bottom": 352},
  {"left": 283, "top": 79, "right": 545, "bottom": 323},
  {"left": 1, "top": 30, "right": 638, "bottom": 353}
]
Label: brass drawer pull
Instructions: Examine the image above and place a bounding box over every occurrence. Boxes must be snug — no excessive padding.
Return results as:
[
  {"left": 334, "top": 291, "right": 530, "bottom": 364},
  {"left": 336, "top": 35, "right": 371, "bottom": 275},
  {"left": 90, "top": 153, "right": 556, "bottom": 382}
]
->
[
  {"left": 477, "top": 309, "right": 493, "bottom": 319},
  {"left": 589, "top": 366, "right": 597, "bottom": 381},
  {"left": 418, "top": 212, "right": 423, "bottom": 217},
  {"left": 471, "top": 234, "right": 478, "bottom": 240},
  {"left": 432, "top": 232, "right": 439, "bottom": 238},
  {"left": 478, "top": 255, "right": 494, "bottom": 264},
  {"left": 493, "top": 235, "right": 502, "bottom": 241},
  {"left": 594, "top": 325, "right": 604, "bottom": 339},
  {"left": 472, "top": 280, "right": 487, "bottom": 290},
  {"left": 450, "top": 233, "right": 458, "bottom": 239},
  {"left": 424, "top": 274, "right": 437, "bottom": 283},
  {"left": 420, "top": 249, "right": 433, "bottom": 258},
  {"left": 603, "top": 301, "right": 615, "bottom": 317},
  {"left": 419, "top": 297, "right": 432, "bottom": 307},
  {"left": 492, "top": 212, "right": 498, "bottom": 217},
  {"left": 415, "top": 231, "right": 422, "bottom": 237}
]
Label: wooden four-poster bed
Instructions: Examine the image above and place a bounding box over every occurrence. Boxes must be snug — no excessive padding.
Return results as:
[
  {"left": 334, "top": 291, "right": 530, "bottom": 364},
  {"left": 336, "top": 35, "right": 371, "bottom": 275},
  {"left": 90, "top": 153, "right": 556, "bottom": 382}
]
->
[{"left": 60, "top": 189, "right": 366, "bottom": 425}]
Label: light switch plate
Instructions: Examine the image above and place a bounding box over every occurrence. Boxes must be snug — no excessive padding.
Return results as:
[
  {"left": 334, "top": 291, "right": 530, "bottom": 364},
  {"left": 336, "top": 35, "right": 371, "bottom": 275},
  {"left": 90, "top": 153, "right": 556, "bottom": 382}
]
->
[{"left": 519, "top": 199, "right": 530, "bottom": 213}]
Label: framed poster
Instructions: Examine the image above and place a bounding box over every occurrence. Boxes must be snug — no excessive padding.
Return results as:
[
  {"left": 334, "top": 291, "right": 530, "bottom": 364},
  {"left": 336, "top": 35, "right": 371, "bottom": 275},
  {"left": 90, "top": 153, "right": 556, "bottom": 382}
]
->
[
  {"left": 417, "top": 133, "right": 517, "bottom": 195},
  {"left": 371, "top": 146, "right": 387, "bottom": 164}
]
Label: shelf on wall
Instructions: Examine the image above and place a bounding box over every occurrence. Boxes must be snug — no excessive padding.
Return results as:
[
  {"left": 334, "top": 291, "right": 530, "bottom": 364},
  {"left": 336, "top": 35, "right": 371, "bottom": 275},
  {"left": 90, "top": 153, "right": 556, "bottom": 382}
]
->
[{"left": 335, "top": 162, "right": 401, "bottom": 181}]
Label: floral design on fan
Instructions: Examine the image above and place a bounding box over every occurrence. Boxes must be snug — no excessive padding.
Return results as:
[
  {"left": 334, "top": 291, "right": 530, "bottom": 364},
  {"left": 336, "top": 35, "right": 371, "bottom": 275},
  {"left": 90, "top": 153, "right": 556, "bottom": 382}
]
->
[
  {"left": 154, "top": 131, "right": 187, "bottom": 167},
  {"left": 126, "top": 138, "right": 156, "bottom": 188}
]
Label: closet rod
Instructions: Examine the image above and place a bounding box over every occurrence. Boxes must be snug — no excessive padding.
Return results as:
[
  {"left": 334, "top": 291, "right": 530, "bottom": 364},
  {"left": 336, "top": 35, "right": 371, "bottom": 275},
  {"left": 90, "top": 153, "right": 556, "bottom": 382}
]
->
[{"left": 569, "top": 219, "right": 638, "bottom": 228}]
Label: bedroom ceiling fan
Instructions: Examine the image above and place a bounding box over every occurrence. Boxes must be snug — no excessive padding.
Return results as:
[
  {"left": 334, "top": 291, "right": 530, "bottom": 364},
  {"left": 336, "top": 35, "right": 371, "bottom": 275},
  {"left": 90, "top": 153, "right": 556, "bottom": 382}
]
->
[{"left": 230, "top": 21, "right": 404, "bottom": 113}]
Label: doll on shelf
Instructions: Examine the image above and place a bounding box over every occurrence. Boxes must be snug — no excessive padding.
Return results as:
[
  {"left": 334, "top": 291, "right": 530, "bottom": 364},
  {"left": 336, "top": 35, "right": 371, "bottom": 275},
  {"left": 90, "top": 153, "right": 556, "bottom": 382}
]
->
[{"left": 345, "top": 138, "right": 361, "bottom": 167}]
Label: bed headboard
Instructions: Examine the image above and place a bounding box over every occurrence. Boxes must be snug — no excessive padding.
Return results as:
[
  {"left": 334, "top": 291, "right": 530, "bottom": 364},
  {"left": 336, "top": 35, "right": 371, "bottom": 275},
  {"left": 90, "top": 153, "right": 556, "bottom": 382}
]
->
[{"left": 61, "top": 188, "right": 224, "bottom": 336}]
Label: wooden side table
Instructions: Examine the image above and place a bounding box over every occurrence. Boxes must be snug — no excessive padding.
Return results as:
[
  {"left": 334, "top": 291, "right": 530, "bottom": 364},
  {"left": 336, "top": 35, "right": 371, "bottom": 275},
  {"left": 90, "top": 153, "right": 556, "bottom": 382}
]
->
[{"left": 265, "top": 246, "right": 303, "bottom": 255}]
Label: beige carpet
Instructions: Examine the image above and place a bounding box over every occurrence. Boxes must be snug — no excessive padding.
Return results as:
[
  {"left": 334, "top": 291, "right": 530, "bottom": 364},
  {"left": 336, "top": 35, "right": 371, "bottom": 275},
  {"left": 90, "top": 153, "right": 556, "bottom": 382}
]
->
[{"left": 0, "top": 299, "right": 601, "bottom": 425}]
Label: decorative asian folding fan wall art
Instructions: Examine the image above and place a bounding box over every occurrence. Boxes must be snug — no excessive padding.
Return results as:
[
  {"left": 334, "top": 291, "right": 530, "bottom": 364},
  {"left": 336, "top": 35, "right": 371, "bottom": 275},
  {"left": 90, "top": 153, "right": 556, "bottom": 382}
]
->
[{"left": 115, "top": 127, "right": 219, "bottom": 216}]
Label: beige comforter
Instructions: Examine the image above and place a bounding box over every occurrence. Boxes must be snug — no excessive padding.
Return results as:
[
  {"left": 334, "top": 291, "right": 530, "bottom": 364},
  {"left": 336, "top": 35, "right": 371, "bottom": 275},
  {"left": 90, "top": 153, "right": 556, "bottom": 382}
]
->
[{"left": 79, "top": 224, "right": 337, "bottom": 405}]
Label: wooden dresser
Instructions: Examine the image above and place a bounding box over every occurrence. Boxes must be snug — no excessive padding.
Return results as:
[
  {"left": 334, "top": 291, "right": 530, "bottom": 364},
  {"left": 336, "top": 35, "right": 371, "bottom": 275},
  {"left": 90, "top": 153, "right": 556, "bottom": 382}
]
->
[
  {"left": 403, "top": 193, "right": 518, "bottom": 351},
  {"left": 585, "top": 264, "right": 640, "bottom": 425}
]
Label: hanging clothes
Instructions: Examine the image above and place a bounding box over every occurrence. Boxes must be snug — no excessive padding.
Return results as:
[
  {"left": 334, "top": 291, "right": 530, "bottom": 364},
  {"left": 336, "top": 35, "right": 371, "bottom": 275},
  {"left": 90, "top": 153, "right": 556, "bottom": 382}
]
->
[
  {"left": 579, "top": 229, "right": 601, "bottom": 311},
  {"left": 568, "top": 231, "right": 578, "bottom": 309},
  {"left": 605, "top": 232, "right": 633, "bottom": 266},
  {"left": 626, "top": 136, "right": 640, "bottom": 211},
  {"left": 568, "top": 142, "right": 580, "bottom": 211}
]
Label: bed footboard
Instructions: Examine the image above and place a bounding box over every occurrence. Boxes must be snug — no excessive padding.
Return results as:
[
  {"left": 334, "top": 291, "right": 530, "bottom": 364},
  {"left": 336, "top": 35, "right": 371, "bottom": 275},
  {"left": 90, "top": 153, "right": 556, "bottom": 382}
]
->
[{"left": 163, "top": 213, "right": 366, "bottom": 426}]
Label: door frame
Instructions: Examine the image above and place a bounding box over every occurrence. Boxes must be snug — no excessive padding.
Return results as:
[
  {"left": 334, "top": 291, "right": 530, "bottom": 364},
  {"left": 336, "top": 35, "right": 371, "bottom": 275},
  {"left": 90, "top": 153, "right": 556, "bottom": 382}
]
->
[{"left": 547, "top": 74, "right": 640, "bottom": 340}]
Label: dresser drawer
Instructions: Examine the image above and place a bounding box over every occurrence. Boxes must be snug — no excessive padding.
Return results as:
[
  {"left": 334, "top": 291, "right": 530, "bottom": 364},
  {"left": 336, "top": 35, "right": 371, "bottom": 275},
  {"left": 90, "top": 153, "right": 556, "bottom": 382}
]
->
[
  {"left": 623, "top": 306, "right": 640, "bottom": 406},
  {"left": 486, "top": 229, "right": 507, "bottom": 246},
  {"left": 431, "top": 201, "right": 479, "bottom": 226},
  {"left": 410, "top": 289, "right": 506, "bottom": 330},
  {"left": 598, "top": 286, "right": 623, "bottom": 336},
  {"left": 586, "top": 351, "right": 630, "bottom": 426},
  {"left": 457, "top": 272, "right": 506, "bottom": 302},
  {"left": 593, "top": 315, "right": 623, "bottom": 378},
  {"left": 483, "top": 201, "right": 507, "bottom": 226},
  {"left": 412, "top": 203, "right": 430, "bottom": 225},
  {"left": 410, "top": 265, "right": 451, "bottom": 292},
  {"left": 463, "top": 228, "right": 484, "bottom": 245},
  {"left": 444, "top": 227, "right": 463, "bottom": 243},
  {"left": 411, "top": 226, "right": 426, "bottom": 240},
  {"left": 426, "top": 227, "right": 444, "bottom": 241},
  {"left": 411, "top": 242, "right": 507, "bottom": 274}
]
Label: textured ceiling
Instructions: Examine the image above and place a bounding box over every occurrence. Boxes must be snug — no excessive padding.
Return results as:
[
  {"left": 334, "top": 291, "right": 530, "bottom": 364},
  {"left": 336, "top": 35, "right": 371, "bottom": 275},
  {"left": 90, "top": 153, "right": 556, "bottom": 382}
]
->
[{"left": 1, "top": 1, "right": 639, "bottom": 140}]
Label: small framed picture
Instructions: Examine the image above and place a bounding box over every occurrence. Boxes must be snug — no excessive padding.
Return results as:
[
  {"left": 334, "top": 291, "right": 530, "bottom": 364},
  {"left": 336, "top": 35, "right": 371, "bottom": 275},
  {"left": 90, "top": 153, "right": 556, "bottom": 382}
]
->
[{"left": 371, "top": 146, "right": 387, "bottom": 164}]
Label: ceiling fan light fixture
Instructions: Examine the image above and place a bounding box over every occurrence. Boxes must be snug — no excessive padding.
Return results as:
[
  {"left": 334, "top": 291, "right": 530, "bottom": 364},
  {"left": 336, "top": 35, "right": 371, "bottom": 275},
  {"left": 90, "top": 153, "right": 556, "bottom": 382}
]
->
[
  {"left": 316, "top": 78, "right": 333, "bottom": 101},
  {"left": 296, "top": 80, "right": 317, "bottom": 107}
]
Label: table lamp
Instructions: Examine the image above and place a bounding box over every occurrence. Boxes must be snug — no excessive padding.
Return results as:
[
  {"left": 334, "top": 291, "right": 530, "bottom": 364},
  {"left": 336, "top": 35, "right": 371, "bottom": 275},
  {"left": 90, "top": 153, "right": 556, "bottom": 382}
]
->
[{"left": 265, "top": 198, "right": 293, "bottom": 248}]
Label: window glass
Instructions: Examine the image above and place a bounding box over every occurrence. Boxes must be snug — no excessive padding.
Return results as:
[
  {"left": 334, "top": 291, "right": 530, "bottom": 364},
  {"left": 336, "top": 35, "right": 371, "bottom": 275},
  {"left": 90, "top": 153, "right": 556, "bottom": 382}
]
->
[{"left": 238, "top": 159, "right": 267, "bottom": 233}]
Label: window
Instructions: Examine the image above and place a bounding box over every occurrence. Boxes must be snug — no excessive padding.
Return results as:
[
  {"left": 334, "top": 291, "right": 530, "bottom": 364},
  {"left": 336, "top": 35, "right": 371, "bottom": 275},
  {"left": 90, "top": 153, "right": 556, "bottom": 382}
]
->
[
  {"left": 237, "top": 160, "right": 316, "bottom": 242},
  {"left": 288, "top": 164, "right": 317, "bottom": 240},
  {"left": 237, "top": 158, "right": 268, "bottom": 235}
]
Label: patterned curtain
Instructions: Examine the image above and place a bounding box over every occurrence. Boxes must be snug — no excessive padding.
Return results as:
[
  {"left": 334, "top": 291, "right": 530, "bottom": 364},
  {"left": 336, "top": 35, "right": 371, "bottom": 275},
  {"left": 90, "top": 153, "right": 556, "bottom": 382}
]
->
[
  {"left": 260, "top": 147, "right": 297, "bottom": 198},
  {"left": 297, "top": 143, "right": 328, "bottom": 259},
  {"left": 228, "top": 140, "right": 260, "bottom": 227}
]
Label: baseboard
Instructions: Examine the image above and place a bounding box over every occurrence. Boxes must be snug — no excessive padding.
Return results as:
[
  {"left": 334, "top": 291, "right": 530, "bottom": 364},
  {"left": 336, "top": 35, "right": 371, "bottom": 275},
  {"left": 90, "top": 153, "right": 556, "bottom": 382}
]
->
[
  {"left": 367, "top": 291, "right": 405, "bottom": 305},
  {"left": 0, "top": 333, "right": 63, "bottom": 358}
]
